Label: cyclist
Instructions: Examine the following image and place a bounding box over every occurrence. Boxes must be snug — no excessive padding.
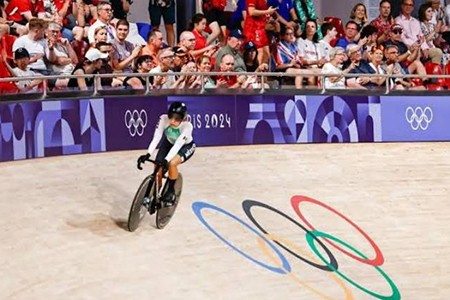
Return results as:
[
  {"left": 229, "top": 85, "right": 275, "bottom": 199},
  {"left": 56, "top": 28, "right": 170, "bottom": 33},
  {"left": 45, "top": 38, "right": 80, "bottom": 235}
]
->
[{"left": 137, "top": 102, "right": 195, "bottom": 206}]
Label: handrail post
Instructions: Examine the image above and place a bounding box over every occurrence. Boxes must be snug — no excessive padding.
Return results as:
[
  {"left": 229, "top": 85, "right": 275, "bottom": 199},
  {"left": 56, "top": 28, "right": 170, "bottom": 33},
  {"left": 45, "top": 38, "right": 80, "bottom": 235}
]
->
[
  {"left": 93, "top": 74, "right": 98, "bottom": 97},
  {"left": 200, "top": 74, "right": 205, "bottom": 94},
  {"left": 145, "top": 75, "right": 150, "bottom": 95},
  {"left": 42, "top": 79, "right": 48, "bottom": 99},
  {"left": 260, "top": 74, "right": 266, "bottom": 94},
  {"left": 321, "top": 74, "right": 326, "bottom": 94},
  {"left": 385, "top": 74, "right": 391, "bottom": 94}
]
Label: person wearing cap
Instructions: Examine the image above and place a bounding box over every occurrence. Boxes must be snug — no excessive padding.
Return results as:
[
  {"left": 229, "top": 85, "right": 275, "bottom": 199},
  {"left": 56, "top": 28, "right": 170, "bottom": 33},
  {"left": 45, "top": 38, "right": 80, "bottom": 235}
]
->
[
  {"left": 123, "top": 55, "right": 153, "bottom": 90},
  {"left": 243, "top": 41, "right": 259, "bottom": 72},
  {"left": 385, "top": 23, "right": 427, "bottom": 77},
  {"left": 2, "top": 47, "right": 43, "bottom": 92},
  {"left": 244, "top": 0, "right": 278, "bottom": 65},
  {"left": 214, "top": 29, "right": 246, "bottom": 72},
  {"left": 68, "top": 48, "right": 107, "bottom": 90}
]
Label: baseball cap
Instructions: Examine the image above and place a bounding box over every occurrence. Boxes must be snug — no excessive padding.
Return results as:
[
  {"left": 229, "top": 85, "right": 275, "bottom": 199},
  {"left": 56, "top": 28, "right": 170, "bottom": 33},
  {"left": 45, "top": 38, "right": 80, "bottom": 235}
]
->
[
  {"left": 85, "top": 48, "right": 108, "bottom": 62},
  {"left": 14, "top": 48, "right": 30, "bottom": 60},
  {"left": 392, "top": 23, "right": 403, "bottom": 31},
  {"left": 244, "top": 42, "right": 257, "bottom": 51},
  {"left": 229, "top": 29, "right": 245, "bottom": 39}
]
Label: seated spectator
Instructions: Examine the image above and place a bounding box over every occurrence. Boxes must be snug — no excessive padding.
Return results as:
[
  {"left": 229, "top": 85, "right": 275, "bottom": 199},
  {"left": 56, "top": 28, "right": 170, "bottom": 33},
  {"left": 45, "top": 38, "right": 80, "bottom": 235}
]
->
[
  {"left": 140, "top": 30, "right": 163, "bottom": 69},
  {"left": 419, "top": 3, "right": 450, "bottom": 48},
  {"left": 216, "top": 53, "right": 239, "bottom": 88},
  {"left": 244, "top": 41, "right": 258, "bottom": 72},
  {"left": 346, "top": 44, "right": 375, "bottom": 89},
  {"left": 370, "top": 0, "right": 394, "bottom": 44},
  {"left": 294, "top": 0, "right": 322, "bottom": 39},
  {"left": 194, "top": 55, "right": 215, "bottom": 89},
  {"left": 385, "top": 23, "right": 427, "bottom": 77},
  {"left": 172, "top": 47, "right": 190, "bottom": 72},
  {"left": 215, "top": 29, "right": 246, "bottom": 72},
  {"left": 383, "top": 44, "right": 425, "bottom": 90},
  {"left": 395, "top": 0, "right": 443, "bottom": 64},
  {"left": 150, "top": 47, "right": 176, "bottom": 89},
  {"left": 88, "top": 1, "right": 116, "bottom": 45},
  {"left": 322, "top": 47, "right": 354, "bottom": 89},
  {"left": 148, "top": 0, "right": 175, "bottom": 47},
  {"left": 244, "top": 1, "right": 277, "bottom": 65},
  {"left": 336, "top": 21, "right": 359, "bottom": 50},
  {"left": 91, "top": 25, "right": 107, "bottom": 48},
  {"left": 68, "top": 48, "right": 106, "bottom": 90},
  {"left": 359, "top": 25, "right": 378, "bottom": 58},
  {"left": 178, "top": 30, "right": 215, "bottom": 60},
  {"left": 298, "top": 19, "right": 324, "bottom": 85},
  {"left": 428, "top": 0, "right": 447, "bottom": 28},
  {"left": 12, "top": 18, "right": 56, "bottom": 76},
  {"left": 5, "top": 0, "right": 45, "bottom": 35},
  {"left": 189, "top": 14, "right": 219, "bottom": 58},
  {"left": 123, "top": 55, "right": 153, "bottom": 89},
  {"left": 47, "top": 21, "right": 78, "bottom": 76},
  {"left": 350, "top": 3, "right": 368, "bottom": 32},
  {"left": 2, "top": 47, "right": 43, "bottom": 92},
  {"left": 111, "top": 19, "right": 141, "bottom": 73},
  {"left": 172, "top": 61, "right": 198, "bottom": 89},
  {"left": 318, "top": 22, "right": 338, "bottom": 62},
  {"left": 96, "top": 41, "right": 116, "bottom": 87},
  {"left": 273, "top": 25, "right": 309, "bottom": 88},
  {"left": 367, "top": 45, "right": 388, "bottom": 87}
]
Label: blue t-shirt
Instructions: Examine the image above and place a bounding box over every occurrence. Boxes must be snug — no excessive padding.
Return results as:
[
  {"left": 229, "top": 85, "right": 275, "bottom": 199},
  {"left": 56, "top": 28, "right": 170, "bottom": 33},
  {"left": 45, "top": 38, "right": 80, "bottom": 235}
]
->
[
  {"left": 335, "top": 38, "right": 357, "bottom": 50},
  {"left": 267, "top": 0, "right": 294, "bottom": 21}
]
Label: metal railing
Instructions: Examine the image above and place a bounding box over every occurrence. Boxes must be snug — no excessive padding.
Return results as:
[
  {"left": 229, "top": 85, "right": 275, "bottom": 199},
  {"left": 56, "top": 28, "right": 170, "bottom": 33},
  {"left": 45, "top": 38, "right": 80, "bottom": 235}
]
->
[{"left": 1, "top": 71, "right": 450, "bottom": 101}]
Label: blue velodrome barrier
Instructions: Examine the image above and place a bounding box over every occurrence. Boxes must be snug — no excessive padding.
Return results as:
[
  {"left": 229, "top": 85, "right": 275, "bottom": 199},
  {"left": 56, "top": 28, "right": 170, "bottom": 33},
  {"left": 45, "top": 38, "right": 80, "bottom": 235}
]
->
[{"left": 0, "top": 94, "right": 446, "bottom": 162}]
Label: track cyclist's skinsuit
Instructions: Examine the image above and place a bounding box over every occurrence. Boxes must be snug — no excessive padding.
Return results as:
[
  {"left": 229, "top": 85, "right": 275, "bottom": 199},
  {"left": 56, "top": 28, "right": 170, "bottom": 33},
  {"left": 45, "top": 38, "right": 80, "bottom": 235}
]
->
[{"left": 147, "top": 115, "right": 195, "bottom": 165}]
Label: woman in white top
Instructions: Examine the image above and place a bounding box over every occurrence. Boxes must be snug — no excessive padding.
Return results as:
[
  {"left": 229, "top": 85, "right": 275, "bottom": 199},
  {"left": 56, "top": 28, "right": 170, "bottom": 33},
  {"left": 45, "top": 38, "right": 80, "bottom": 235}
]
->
[
  {"left": 322, "top": 47, "right": 354, "bottom": 89},
  {"left": 297, "top": 19, "right": 324, "bottom": 86}
]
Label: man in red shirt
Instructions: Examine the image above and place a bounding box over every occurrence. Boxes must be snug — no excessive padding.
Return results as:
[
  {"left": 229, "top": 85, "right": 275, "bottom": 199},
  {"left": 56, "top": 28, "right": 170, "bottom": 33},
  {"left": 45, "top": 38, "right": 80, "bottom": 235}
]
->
[
  {"left": 216, "top": 53, "right": 246, "bottom": 88},
  {"left": 244, "top": 0, "right": 277, "bottom": 65},
  {"left": 370, "top": 0, "right": 394, "bottom": 44}
]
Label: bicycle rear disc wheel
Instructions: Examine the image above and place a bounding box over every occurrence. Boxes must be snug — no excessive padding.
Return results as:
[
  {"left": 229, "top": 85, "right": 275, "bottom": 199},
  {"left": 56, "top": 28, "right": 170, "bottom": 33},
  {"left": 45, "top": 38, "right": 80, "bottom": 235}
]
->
[
  {"left": 156, "top": 173, "right": 183, "bottom": 229},
  {"left": 127, "top": 175, "right": 154, "bottom": 232}
]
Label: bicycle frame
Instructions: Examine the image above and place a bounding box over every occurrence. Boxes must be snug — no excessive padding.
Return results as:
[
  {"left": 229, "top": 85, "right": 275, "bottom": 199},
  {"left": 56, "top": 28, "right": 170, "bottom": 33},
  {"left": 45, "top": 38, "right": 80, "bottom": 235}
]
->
[{"left": 144, "top": 159, "right": 167, "bottom": 213}]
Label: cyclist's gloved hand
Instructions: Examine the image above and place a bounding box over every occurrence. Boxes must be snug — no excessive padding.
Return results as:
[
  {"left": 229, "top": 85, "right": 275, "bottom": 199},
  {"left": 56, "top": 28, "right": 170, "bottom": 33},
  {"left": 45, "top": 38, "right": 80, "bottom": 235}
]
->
[{"left": 137, "top": 153, "right": 151, "bottom": 170}]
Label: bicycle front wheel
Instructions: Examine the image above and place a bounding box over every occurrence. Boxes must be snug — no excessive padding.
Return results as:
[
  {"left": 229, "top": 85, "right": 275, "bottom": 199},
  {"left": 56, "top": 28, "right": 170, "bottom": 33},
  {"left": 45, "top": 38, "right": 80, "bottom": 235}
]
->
[{"left": 127, "top": 175, "right": 154, "bottom": 232}]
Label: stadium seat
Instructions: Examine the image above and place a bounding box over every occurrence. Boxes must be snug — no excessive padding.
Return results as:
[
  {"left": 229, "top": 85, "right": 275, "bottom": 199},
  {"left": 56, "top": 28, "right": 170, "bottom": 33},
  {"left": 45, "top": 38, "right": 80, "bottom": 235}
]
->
[
  {"left": 424, "top": 62, "right": 447, "bottom": 89},
  {"left": 324, "top": 17, "right": 344, "bottom": 39}
]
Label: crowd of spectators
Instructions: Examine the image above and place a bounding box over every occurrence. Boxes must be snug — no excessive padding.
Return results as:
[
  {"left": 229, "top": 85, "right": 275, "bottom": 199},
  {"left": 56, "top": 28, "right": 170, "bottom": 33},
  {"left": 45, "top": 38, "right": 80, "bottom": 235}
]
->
[{"left": 1, "top": 0, "right": 450, "bottom": 94}]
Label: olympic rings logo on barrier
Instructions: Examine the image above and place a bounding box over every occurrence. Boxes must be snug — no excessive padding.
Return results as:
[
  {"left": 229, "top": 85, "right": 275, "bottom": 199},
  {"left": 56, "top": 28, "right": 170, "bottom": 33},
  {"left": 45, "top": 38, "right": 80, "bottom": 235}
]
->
[
  {"left": 192, "top": 196, "right": 401, "bottom": 300},
  {"left": 405, "top": 106, "right": 433, "bottom": 131},
  {"left": 124, "top": 109, "right": 148, "bottom": 137}
]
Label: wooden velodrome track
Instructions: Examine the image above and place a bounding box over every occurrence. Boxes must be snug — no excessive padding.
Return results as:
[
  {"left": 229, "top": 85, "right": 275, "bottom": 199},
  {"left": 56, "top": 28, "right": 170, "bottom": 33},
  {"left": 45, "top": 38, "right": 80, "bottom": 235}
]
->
[{"left": 1, "top": 142, "right": 449, "bottom": 299}]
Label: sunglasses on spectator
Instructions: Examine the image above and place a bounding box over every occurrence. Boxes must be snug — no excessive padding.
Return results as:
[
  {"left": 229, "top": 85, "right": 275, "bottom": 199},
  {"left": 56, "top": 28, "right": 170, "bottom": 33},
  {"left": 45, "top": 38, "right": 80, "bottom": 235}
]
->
[
  {"left": 161, "top": 55, "right": 175, "bottom": 59},
  {"left": 392, "top": 30, "right": 403, "bottom": 34}
]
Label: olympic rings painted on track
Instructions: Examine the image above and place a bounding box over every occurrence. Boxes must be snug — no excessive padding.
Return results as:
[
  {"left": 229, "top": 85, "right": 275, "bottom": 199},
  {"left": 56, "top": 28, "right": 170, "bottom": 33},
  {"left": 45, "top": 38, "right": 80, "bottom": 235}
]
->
[
  {"left": 306, "top": 231, "right": 401, "bottom": 300},
  {"left": 291, "top": 195, "right": 385, "bottom": 266},
  {"left": 191, "top": 201, "right": 291, "bottom": 274},
  {"left": 192, "top": 197, "right": 400, "bottom": 299},
  {"left": 242, "top": 199, "right": 338, "bottom": 272},
  {"left": 257, "top": 234, "right": 354, "bottom": 300}
]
